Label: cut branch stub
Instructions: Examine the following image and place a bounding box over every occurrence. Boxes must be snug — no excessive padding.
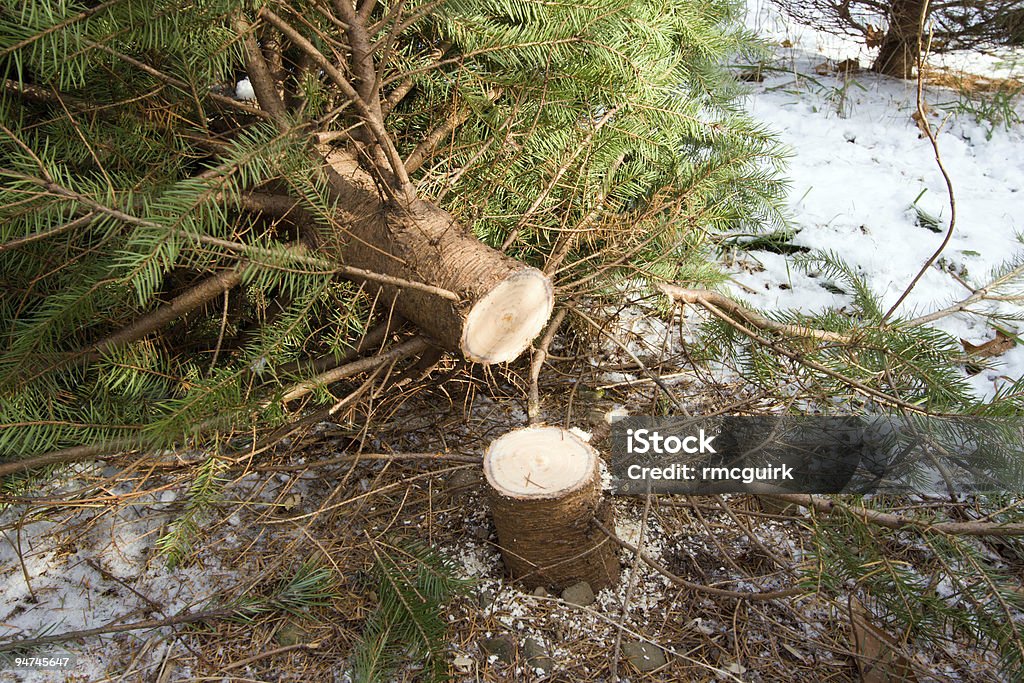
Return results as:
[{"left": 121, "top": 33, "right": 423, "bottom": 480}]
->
[
  {"left": 322, "top": 150, "right": 554, "bottom": 364},
  {"left": 483, "top": 426, "right": 620, "bottom": 591}
]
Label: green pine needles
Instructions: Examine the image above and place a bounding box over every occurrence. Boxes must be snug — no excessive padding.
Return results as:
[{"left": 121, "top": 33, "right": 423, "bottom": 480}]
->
[
  {"left": 0, "top": 0, "right": 786, "bottom": 463},
  {"left": 809, "top": 501, "right": 1024, "bottom": 680},
  {"left": 351, "top": 539, "right": 471, "bottom": 683}
]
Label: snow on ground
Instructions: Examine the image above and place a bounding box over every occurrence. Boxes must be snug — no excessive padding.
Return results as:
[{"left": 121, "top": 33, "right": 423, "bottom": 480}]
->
[
  {"left": 734, "top": 0, "right": 1024, "bottom": 400},
  {"left": 0, "top": 460, "right": 326, "bottom": 682}
]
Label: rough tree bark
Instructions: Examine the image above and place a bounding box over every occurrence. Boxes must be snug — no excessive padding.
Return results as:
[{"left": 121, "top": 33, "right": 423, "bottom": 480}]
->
[
  {"left": 320, "top": 151, "right": 554, "bottom": 364},
  {"left": 872, "top": 0, "right": 928, "bottom": 78},
  {"left": 484, "top": 426, "right": 621, "bottom": 591}
]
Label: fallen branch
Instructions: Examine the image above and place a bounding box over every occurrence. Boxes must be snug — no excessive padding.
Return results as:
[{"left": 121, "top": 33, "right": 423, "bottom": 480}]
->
[
  {"left": 277, "top": 316, "right": 402, "bottom": 377},
  {"left": 0, "top": 607, "right": 236, "bottom": 654},
  {"left": 907, "top": 262, "right": 1024, "bottom": 326},
  {"left": 280, "top": 336, "right": 432, "bottom": 403},
  {"left": 610, "top": 492, "right": 652, "bottom": 682},
  {"left": 567, "top": 302, "right": 689, "bottom": 414},
  {"left": 769, "top": 494, "right": 1024, "bottom": 536},
  {"left": 658, "top": 283, "right": 853, "bottom": 344},
  {"left": 0, "top": 440, "right": 139, "bottom": 479},
  {"left": 80, "top": 266, "right": 245, "bottom": 365},
  {"left": 666, "top": 290, "right": 931, "bottom": 413}
]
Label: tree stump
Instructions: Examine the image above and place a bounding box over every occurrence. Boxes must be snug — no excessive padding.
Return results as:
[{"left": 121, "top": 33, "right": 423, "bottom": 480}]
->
[{"left": 483, "top": 426, "right": 620, "bottom": 591}]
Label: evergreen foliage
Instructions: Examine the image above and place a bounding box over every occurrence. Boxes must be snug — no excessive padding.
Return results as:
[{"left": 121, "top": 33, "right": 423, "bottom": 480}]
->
[
  {"left": 693, "top": 248, "right": 1024, "bottom": 678},
  {"left": 0, "top": 0, "right": 786, "bottom": 462},
  {"left": 809, "top": 501, "right": 1024, "bottom": 679},
  {"left": 351, "top": 540, "right": 470, "bottom": 682}
]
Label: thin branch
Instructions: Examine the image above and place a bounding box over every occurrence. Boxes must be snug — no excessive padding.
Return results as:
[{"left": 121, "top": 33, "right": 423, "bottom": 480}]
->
[
  {"left": 906, "top": 262, "right": 1024, "bottom": 326},
  {"left": 609, "top": 491, "right": 652, "bottom": 681},
  {"left": 770, "top": 494, "right": 1024, "bottom": 536},
  {"left": 83, "top": 39, "right": 270, "bottom": 119},
  {"left": 280, "top": 336, "right": 432, "bottom": 403},
  {"left": 381, "top": 77, "right": 415, "bottom": 117},
  {"left": 883, "top": 4, "right": 957, "bottom": 321},
  {"left": 528, "top": 308, "right": 566, "bottom": 425},
  {"left": 330, "top": 0, "right": 379, "bottom": 104},
  {"left": 276, "top": 316, "right": 402, "bottom": 377},
  {"left": 259, "top": 8, "right": 412, "bottom": 192},
  {"left": 404, "top": 108, "right": 469, "bottom": 174},
  {"left": 234, "top": 15, "right": 290, "bottom": 123},
  {"left": 223, "top": 642, "right": 321, "bottom": 671},
  {"left": 698, "top": 295, "right": 931, "bottom": 412},
  {"left": 659, "top": 284, "right": 854, "bottom": 344},
  {"left": 500, "top": 105, "right": 621, "bottom": 252},
  {"left": 543, "top": 151, "right": 627, "bottom": 275},
  {"left": 80, "top": 267, "right": 245, "bottom": 365},
  {"left": 0, "top": 440, "right": 139, "bottom": 478},
  {"left": 567, "top": 302, "right": 690, "bottom": 415},
  {"left": 595, "top": 520, "right": 806, "bottom": 601}
]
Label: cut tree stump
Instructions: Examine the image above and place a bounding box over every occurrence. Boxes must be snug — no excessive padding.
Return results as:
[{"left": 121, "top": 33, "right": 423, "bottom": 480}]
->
[
  {"left": 320, "top": 150, "right": 554, "bottom": 364},
  {"left": 483, "top": 426, "right": 620, "bottom": 591}
]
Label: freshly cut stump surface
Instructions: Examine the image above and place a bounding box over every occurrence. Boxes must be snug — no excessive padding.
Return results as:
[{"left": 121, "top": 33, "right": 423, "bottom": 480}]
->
[{"left": 484, "top": 426, "right": 620, "bottom": 591}]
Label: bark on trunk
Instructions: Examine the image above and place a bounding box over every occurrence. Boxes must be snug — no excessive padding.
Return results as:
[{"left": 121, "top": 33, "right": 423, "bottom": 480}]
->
[
  {"left": 872, "top": 0, "right": 928, "bottom": 79},
  {"left": 321, "top": 150, "right": 553, "bottom": 364},
  {"left": 483, "top": 426, "right": 620, "bottom": 591}
]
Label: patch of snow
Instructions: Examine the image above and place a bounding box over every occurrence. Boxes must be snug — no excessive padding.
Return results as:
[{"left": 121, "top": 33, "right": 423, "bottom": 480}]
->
[
  {"left": 234, "top": 78, "right": 256, "bottom": 101},
  {"left": 733, "top": 0, "right": 1024, "bottom": 401}
]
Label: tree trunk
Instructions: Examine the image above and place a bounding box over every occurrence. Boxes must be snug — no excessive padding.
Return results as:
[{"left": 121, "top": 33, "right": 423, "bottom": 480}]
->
[
  {"left": 872, "top": 0, "right": 928, "bottom": 78},
  {"left": 321, "top": 150, "right": 553, "bottom": 364},
  {"left": 483, "top": 426, "right": 621, "bottom": 591}
]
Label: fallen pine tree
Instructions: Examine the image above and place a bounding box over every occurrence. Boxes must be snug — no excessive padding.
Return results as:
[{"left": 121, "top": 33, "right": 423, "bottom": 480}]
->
[{"left": 0, "top": 0, "right": 788, "bottom": 462}]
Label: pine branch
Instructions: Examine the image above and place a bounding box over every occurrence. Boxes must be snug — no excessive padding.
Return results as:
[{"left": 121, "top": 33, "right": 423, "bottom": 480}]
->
[
  {"left": 280, "top": 335, "right": 431, "bottom": 403},
  {"left": 235, "top": 15, "right": 290, "bottom": 123},
  {"left": 659, "top": 283, "right": 855, "bottom": 344},
  {"left": 771, "top": 494, "right": 1024, "bottom": 536},
  {"left": 81, "top": 39, "right": 270, "bottom": 119},
  {"left": 404, "top": 108, "right": 469, "bottom": 174},
  {"left": 2, "top": 169, "right": 459, "bottom": 299},
  {"left": 0, "top": 440, "right": 139, "bottom": 478},
  {"left": 0, "top": 607, "right": 237, "bottom": 654},
  {"left": 79, "top": 266, "right": 245, "bottom": 365},
  {"left": 528, "top": 308, "right": 566, "bottom": 425}
]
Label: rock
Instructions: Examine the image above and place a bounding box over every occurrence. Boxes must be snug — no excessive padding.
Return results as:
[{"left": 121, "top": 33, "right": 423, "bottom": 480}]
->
[
  {"left": 622, "top": 641, "right": 666, "bottom": 672},
  {"left": 478, "top": 588, "right": 496, "bottom": 609},
  {"left": 560, "top": 581, "right": 595, "bottom": 607},
  {"left": 523, "top": 637, "right": 554, "bottom": 673},
  {"left": 531, "top": 586, "right": 550, "bottom": 598},
  {"left": 481, "top": 636, "right": 515, "bottom": 664}
]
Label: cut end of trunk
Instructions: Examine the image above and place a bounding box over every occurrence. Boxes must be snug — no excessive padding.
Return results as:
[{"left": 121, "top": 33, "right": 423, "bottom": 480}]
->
[
  {"left": 461, "top": 268, "right": 553, "bottom": 364},
  {"left": 484, "top": 426, "right": 595, "bottom": 499}
]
